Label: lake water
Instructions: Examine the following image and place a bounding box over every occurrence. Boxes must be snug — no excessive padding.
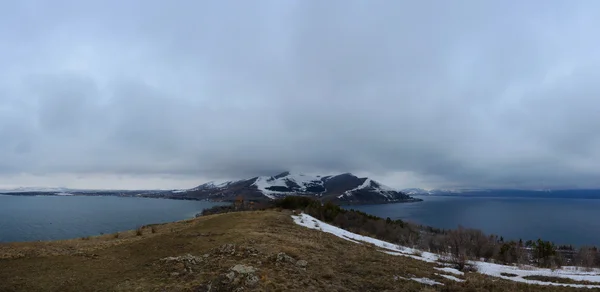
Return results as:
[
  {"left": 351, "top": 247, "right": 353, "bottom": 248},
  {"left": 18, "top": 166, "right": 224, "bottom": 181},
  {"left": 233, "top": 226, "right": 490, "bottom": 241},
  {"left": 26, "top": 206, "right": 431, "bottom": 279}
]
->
[
  {"left": 4, "top": 195, "right": 600, "bottom": 247},
  {"left": 0, "top": 195, "right": 225, "bottom": 243},
  {"left": 352, "top": 195, "right": 600, "bottom": 247}
]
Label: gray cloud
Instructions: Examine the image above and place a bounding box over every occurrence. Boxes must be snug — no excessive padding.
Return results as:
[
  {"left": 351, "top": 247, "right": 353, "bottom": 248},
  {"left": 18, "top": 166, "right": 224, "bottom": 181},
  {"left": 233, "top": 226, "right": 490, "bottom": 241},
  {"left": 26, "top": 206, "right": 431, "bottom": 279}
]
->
[{"left": 1, "top": 0, "right": 600, "bottom": 189}]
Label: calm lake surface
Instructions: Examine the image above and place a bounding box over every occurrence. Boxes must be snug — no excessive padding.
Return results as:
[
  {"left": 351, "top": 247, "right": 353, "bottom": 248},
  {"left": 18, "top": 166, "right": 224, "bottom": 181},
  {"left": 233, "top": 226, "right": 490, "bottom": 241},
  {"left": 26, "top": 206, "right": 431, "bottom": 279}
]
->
[
  {"left": 0, "top": 195, "right": 226, "bottom": 243},
  {"left": 4, "top": 195, "right": 600, "bottom": 246},
  {"left": 352, "top": 195, "right": 600, "bottom": 247}
]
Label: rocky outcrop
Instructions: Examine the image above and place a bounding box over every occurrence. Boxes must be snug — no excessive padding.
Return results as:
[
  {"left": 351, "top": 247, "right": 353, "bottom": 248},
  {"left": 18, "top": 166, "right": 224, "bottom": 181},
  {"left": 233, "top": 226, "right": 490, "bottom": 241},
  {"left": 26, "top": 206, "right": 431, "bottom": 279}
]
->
[{"left": 159, "top": 243, "right": 310, "bottom": 292}]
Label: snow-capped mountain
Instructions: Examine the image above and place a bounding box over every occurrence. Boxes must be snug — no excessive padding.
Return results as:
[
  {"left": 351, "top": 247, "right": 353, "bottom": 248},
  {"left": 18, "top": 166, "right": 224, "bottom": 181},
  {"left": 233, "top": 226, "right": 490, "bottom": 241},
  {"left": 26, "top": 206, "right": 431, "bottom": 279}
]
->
[
  {"left": 400, "top": 188, "right": 431, "bottom": 195},
  {"left": 172, "top": 172, "right": 420, "bottom": 204}
]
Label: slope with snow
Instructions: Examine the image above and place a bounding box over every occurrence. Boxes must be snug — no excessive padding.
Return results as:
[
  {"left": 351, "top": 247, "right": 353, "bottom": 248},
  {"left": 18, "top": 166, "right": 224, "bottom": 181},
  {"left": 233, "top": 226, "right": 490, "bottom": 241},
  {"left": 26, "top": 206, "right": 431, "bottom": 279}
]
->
[
  {"left": 252, "top": 173, "right": 326, "bottom": 195},
  {"left": 168, "top": 172, "right": 419, "bottom": 204},
  {"left": 292, "top": 213, "right": 600, "bottom": 289}
]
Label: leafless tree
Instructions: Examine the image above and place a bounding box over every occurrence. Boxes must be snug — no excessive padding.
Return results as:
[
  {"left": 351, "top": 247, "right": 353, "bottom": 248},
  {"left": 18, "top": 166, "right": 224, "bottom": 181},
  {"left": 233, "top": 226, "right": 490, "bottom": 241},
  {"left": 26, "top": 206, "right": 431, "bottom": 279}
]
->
[{"left": 577, "top": 246, "right": 597, "bottom": 271}]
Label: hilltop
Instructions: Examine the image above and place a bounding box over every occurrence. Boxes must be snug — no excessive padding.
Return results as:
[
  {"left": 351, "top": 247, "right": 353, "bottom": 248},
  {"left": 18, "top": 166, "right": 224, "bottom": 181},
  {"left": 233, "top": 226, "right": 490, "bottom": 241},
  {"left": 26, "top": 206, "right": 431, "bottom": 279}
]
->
[{"left": 1, "top": 208, "right": 599, "bottom": 291}]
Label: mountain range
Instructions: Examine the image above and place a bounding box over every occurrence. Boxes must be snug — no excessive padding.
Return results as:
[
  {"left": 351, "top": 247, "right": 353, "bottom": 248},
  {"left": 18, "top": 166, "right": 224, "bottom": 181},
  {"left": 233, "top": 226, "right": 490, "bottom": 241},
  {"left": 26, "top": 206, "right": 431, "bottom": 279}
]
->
[
  {"left": 170, "top": 172, "right": 420, "bottom": 204},
  {"left": 0, "top": 172, "right": 422, "bottom": 205}
]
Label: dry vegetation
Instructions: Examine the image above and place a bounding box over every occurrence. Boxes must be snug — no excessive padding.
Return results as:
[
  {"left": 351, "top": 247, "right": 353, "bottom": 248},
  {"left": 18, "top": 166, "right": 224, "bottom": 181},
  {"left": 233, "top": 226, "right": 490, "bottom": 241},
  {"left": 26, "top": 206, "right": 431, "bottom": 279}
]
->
[
  {"left": 0, "top": 210, "right": 598, "bottom": 292},
  {"left": 522, "top": 276, "right": 599, "bottom": 286}
]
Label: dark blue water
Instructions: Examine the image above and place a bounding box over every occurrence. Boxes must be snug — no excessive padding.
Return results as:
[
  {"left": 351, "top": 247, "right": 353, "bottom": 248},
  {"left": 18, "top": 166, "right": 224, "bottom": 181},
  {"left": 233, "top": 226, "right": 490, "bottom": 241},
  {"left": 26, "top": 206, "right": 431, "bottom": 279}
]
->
[
  {"left": 352, "top": 195, "right": 600, "bottom": 247},
  {"left": 0, "top": 195, "right": 226, "bottom": 242}
]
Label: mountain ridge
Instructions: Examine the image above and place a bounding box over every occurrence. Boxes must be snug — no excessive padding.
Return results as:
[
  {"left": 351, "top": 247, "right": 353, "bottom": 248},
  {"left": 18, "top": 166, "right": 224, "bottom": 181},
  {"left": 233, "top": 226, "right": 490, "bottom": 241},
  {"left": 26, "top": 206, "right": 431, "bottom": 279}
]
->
[{"left": 172, "top": 171, "right": 420, "bottom": 204}]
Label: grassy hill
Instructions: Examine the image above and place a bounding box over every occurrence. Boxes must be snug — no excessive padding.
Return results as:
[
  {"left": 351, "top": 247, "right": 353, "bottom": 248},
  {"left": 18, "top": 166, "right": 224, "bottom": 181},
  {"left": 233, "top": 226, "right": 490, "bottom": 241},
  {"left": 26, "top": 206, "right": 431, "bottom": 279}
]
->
[{"left": 0, "top": 210, "right": 596, "bottom": 291}]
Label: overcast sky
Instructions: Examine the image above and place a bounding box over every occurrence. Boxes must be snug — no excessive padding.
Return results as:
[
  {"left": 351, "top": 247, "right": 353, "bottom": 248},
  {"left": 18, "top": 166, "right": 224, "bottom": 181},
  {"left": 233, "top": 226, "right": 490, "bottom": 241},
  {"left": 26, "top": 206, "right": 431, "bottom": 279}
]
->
[{"left": 1, "top": 1, "right": 599, "bottom": 190}]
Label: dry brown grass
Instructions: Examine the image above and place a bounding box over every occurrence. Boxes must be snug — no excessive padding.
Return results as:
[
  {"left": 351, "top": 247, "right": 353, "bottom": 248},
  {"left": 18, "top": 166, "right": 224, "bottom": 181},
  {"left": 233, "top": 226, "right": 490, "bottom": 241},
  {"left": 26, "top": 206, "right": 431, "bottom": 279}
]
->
[
  {"left": 523, "top": 275, "right": 599, "bottom": 285},
  {"left": 0, "top": 211, "right": 597, "bottom": 292}
]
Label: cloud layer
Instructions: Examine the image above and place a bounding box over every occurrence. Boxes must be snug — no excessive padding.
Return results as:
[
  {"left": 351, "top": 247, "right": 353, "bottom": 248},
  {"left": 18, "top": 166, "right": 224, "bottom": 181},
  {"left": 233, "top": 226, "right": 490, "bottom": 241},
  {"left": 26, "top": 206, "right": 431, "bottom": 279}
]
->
[{"left": 2, "top": 1, "right": 600, "bottom": 189}]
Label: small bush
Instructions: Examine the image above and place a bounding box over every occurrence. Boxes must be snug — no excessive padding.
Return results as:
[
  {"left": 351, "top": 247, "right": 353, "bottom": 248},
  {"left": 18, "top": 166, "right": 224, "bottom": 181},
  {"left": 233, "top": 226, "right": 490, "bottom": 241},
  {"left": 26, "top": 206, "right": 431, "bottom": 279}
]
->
[
  {"left": 450, "top": 253, "right": 469, "bottom": 271},
  {"left": 114, "top": 233, "right": 120, "bottom": 239},
  {"left": 151, "top": 226, "right": 157, "bottom": 234},
  {"left": 136, "top": 227, "right": 143, "bottom": 236}
]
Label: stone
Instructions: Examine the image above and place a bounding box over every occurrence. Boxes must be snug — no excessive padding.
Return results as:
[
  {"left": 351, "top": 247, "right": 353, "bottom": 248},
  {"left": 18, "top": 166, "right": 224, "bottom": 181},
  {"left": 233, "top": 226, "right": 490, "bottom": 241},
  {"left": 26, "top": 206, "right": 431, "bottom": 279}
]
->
[
  {"left": 231, "top": 264, "right": 257, "bottom": 274},
  {"left": 296, "top": 260, "right": 308, "bottom": 268},
  {"left": 225, "top": 271, "right": 236, "bottom": 281},
  {"left": 161, "top": 254, "right": 203, "bottom": 265},
  {"left": 218, "top": 244, "right": 236, "bottom": 255},
  {"left": 276, "top": 252, "right": 296, "bottom": 264},
  {"left": 170, "top": 272, "right": 180, "bottom": 277},
  {"left": 245, "top": 275, "right": 259, "bottom": 287}
]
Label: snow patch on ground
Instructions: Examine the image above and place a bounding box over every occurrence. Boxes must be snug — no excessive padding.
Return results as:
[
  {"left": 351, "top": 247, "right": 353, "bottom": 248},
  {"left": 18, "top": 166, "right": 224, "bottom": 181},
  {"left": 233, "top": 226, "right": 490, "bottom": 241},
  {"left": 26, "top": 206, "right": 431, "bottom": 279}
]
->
[
  {"left": 434, "top": 267, "right": 464, "bottom": 276},
  {"left": 435, "top": 273, "right": 465, "bottom": 282},
  {"left": 475, "top": 261, "right": 600, "bottom": 288},
  {"left": 395, "top": 275, "right": 444, "bottom": 285},
  {"left": 293, "top": 213, "right": 439, "bottom": 262},
  {"left": 292, "top": 213, "right": 600, "bottom": 288}
]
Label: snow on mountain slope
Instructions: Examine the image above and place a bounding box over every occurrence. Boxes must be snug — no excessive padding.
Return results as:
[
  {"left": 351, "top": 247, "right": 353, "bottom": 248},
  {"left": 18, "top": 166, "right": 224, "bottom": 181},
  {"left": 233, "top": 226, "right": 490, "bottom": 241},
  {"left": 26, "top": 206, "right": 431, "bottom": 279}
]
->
[
  {"left": 338, "top": 178, "right": 372, "bottom": 199},
  {"left": 171, "top": 171, "right": 418, "bottom": 203},
  {"left": 401, "top": 188, "right": 431, "bottom": 195},
  {"left": 339, "top": 178, "right": 398, "bottom": 199},
  {"left": 251, "top": 173, "right": 326, "bottom": 198},
  {"left": 173, "top": 180, "right": 237, "bottom": 194},
  {"left": 292, "top": 213, "right": 600, "bottom": 288},
  {"left": 252, "top": 176, "right": 286, "bottom": 199}
]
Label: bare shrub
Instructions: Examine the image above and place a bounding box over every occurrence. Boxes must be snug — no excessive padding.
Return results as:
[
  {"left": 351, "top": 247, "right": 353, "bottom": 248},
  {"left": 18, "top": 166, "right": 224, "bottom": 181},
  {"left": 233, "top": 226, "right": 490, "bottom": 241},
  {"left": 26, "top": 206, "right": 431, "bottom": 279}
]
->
[
  {"left": 447, "top": 226, "right": 469, "bottom": 258},
  {"left": 450, "top": 252, "right": 468, "bottom": 271},
  {"left": 577, "top": 246, "right": 597, "bottom": 271}
]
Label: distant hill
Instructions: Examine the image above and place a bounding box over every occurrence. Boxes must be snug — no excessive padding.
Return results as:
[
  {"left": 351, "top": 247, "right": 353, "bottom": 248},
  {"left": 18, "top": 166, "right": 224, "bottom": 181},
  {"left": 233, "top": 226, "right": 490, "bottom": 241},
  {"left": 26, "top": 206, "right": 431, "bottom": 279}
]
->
[
  {"left": 170, "top": 172, "right": 420, "bottom": 204},
  {"left": 400, "top": 188, "right": 600, "bottom": 199}
]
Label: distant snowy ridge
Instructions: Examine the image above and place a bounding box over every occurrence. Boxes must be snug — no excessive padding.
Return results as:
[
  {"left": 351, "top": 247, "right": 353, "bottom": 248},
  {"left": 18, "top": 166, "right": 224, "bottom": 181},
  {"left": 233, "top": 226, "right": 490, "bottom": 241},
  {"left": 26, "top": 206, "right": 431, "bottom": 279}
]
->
[
  {"left": 172, "top": 181, "right": 235, "bottom": 193},
  {"left": 0, "top": 187, "right": 74, "bottom": 193},
  {"left": 400, "top": 188, "right": 494, "bottom": 195},
  {"left": 174, "top": 171, "right": 419, "bottom": 204},
  {"left": 0, "top": 187, "right": 170, "bottom": 194},
  {"left": 251, "top": 172, "right": 404, "bottom": 202}
]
